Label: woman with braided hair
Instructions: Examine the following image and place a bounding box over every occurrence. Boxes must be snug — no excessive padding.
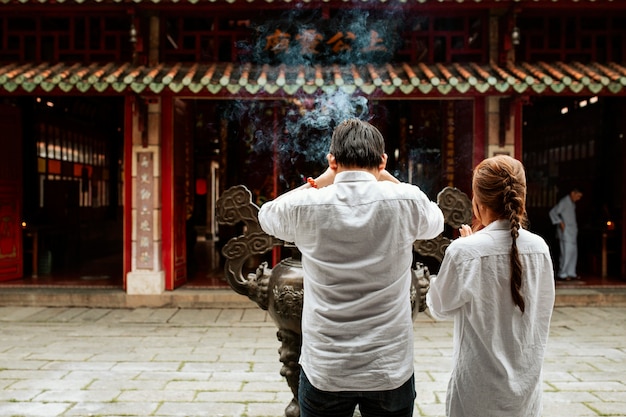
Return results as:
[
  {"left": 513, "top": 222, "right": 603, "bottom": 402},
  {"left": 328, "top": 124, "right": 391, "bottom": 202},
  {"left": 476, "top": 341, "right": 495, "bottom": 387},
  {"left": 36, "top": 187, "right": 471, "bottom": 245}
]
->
[{"left": 426, "top": 155, "right": 555, "bottom": 417}]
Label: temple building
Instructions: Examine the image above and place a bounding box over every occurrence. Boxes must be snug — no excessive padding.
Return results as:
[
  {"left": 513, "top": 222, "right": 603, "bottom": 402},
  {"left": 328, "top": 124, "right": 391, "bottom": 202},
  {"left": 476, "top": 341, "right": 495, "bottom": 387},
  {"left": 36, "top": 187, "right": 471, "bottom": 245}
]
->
[{"left": 0, "top": 0, "right": 624, "bottom": 294}]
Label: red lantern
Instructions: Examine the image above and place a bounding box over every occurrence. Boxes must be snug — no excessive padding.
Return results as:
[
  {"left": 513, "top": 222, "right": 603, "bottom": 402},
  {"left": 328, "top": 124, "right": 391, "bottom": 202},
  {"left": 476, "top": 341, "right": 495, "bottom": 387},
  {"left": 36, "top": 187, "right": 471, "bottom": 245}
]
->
[{"left": 195, "top": 178, "right": 207, "bottom": 195}]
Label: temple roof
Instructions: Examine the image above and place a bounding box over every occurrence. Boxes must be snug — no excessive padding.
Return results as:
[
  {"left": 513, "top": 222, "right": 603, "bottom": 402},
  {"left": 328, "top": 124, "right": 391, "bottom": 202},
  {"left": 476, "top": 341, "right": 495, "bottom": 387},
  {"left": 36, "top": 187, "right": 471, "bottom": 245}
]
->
[{"left": 1, "top": 61, "right": 625, "bottom": 97}]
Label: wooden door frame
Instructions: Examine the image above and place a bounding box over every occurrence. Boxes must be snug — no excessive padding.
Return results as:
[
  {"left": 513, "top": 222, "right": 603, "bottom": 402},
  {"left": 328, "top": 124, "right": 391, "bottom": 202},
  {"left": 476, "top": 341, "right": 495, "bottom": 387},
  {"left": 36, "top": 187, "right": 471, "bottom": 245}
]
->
[
  {"left": 0, "top": 104, "right": 23, "bottom": 281},
  {"left": 162, "top": 96, "right": 190, "bottom": 290},
  {"left": 162, "top": 96, "right": 176, "bottom": 290},
  {"left": 123, "top": 95, "right": 134, "bottom": 290}
]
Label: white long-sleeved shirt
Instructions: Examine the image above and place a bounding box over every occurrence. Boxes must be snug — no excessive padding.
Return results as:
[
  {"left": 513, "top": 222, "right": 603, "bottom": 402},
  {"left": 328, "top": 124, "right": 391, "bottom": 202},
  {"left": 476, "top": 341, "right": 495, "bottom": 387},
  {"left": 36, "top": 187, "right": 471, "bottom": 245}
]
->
[
  {"left": 549, "top": 195, "right": 578, "bottom": 242},
  {"left": 427, "top": 220, "right": 555, "bottom": 417},
  {"left": 258, "top": 170, "right": 444, "bottom": 392}
]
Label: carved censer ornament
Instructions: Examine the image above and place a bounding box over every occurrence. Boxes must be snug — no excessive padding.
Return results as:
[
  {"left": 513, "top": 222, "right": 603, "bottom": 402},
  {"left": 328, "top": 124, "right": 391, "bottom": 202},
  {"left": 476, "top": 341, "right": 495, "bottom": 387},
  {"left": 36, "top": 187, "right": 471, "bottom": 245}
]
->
[{"left": 216, "top": 184, "right": 471, "bottom": 417}]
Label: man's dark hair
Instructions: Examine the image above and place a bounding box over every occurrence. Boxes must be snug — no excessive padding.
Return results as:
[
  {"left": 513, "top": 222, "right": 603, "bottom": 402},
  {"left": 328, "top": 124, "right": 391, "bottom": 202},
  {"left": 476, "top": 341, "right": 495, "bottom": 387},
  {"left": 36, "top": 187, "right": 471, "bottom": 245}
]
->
[{"left": 329, "top": 118, "right": 385, "bottom": 169}]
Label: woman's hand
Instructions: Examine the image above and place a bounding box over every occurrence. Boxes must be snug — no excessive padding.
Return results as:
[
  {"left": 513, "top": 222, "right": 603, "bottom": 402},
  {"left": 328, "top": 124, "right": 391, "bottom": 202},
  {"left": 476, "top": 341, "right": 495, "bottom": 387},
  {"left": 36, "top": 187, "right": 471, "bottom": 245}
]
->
[{"left": 459, "top": 224, "right": 473, "bottom": 237}]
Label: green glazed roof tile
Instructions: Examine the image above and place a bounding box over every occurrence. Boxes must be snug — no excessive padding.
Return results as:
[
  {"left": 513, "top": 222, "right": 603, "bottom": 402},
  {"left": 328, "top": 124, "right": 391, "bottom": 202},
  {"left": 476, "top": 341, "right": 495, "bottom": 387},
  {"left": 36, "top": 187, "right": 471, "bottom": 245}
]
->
[{"left": 1, "top": 61, "right": 625, "bottom": 97}]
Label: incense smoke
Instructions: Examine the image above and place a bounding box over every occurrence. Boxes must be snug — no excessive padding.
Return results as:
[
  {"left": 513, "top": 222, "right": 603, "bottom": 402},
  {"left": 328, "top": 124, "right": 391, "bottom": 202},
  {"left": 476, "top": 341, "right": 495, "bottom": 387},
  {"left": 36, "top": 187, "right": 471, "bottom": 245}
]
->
[{"left": 222, "top": 8, "right": 409, "bottom": 188}]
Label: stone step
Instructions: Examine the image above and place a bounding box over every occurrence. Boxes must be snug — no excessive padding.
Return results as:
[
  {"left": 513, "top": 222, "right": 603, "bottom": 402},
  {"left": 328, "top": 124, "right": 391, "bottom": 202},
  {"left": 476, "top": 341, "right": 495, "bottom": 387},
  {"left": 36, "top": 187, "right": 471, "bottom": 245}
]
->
[{"left": 0, "top": 287, "right": 625, "bottom": 309}]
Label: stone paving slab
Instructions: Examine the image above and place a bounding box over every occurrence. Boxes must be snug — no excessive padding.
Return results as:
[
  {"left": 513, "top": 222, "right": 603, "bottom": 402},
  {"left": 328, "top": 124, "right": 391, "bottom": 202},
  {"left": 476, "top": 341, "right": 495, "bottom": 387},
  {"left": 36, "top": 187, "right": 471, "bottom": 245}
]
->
[
  {"left": 0, "top": 306, "right": 624, "bottom": 416},
  {"left": 2, "top": 287, "right": 626, "bottom": 309}
]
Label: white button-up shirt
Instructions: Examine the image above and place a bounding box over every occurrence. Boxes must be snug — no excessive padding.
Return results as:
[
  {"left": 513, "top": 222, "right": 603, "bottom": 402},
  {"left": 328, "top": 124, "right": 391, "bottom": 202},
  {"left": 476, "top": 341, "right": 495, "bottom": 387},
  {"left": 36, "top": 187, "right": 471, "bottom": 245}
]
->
[
  {"left": 549, "top": 195, "right": 578, "bottom": 242},
  {"left": 259, "top": 171, "right": 444, "bottom": 392},
  {"left": 427, "top": 219, "right": 555, "bottom": 417}
]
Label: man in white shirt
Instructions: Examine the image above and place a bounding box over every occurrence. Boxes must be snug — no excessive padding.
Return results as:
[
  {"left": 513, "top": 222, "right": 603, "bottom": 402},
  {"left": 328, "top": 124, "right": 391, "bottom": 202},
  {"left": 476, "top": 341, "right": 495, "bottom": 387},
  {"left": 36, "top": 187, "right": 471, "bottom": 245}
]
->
[
  {"left": 258, "top": 118, "right": 444, "bottom": 417},
  {"left": 549, "top": 188, "right": 583, "bottom": 280}
]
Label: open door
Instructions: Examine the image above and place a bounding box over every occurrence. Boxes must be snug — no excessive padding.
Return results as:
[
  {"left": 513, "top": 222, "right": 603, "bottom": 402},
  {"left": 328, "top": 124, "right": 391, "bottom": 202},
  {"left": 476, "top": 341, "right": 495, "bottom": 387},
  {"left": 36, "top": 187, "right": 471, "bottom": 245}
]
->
[
  {"left": 0, "top": 104, "right": 23, "bottom": 281},
  {"left": 162, "top": 97, "right": 193, "bottom": 290}
]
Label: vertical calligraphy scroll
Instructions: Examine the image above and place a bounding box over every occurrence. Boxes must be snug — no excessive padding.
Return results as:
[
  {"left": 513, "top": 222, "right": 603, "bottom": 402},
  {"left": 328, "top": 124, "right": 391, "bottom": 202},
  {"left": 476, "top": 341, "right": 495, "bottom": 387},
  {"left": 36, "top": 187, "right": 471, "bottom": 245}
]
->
[{"left": 136, "top": 152, "right": 154, "bottom": 269}]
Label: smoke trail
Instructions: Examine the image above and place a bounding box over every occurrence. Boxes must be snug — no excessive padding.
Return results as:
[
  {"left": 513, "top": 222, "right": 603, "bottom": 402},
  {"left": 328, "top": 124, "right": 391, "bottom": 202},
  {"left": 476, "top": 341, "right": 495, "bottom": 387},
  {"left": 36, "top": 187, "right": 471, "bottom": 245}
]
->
[
  {"left": 228, "top": 90, "right": 369, "bottom": 168},
  {"left": 222, "top": 7, "right": 410, "bottom": 187},
  {"left": 284, "top": 91, "right": 370, "bottom": 163}
]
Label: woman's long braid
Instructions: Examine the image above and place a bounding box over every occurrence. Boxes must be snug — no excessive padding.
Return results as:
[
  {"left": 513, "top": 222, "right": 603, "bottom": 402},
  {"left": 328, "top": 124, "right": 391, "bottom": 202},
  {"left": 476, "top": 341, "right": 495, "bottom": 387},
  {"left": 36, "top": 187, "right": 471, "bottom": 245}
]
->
[{"left": 504, "top": 175, "right": 525, "bottom": 313}]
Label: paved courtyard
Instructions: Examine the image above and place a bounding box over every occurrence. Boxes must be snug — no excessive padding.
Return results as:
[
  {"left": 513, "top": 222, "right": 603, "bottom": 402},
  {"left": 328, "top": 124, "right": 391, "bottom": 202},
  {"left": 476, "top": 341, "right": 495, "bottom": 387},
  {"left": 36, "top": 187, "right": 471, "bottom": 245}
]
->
[{"left": 0, "top": 305, "right": 624, "bottom": 417}]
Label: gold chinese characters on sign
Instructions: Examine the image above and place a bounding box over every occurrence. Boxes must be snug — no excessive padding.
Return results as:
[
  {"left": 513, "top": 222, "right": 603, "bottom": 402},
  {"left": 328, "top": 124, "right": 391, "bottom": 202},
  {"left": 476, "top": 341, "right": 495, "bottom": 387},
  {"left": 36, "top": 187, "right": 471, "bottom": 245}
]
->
[{"left": 263, "top": 28, "right": 389, "bottom": 59}]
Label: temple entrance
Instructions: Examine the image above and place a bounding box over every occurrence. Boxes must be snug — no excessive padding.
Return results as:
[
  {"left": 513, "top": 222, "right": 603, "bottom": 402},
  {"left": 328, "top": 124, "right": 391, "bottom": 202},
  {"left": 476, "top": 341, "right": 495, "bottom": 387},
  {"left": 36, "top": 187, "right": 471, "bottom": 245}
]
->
[
  {"left": 523, "top": 96, "right": 625, "bottom": 280},
  {"left": 181, "top": 98, "right": 476, "bottom": 287},
  {"left": 2, "top": 97, "right": 125, "bottom": 287}
]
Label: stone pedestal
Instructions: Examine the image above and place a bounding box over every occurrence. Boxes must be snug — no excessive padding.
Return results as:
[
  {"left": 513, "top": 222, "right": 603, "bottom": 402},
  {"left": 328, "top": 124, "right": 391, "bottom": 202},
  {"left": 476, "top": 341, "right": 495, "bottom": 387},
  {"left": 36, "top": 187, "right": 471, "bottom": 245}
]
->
[{"left": 126, "top": 270, "right": 165, "bottom": 295}]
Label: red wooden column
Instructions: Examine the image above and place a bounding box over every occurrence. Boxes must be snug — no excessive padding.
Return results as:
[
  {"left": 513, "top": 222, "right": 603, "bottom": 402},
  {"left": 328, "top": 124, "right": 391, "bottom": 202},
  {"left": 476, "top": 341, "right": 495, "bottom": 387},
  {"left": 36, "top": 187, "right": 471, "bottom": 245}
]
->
[
  {"left": 473, "top": 96, "right": 486, "bottom": 168},
  {"left": 162, "top": 96, "right": 178, "bottom": 290},
  {"left": 0, "top": 104, "right": 23, "bottom": 281},
  {"left": 123, "top": 95, "right": 134, "bottom": 290},
  {"left": 162, "top": 97, "right": 190, "bottom": 290},
  {"left": 622, "top": 104, "right": 626, "bottom": 278},
  {"left": 513, "top": 98, "right": 524, "bottom": 159},
  {"left": 272, "top": 102, "right": 281, "bottom": 266}
]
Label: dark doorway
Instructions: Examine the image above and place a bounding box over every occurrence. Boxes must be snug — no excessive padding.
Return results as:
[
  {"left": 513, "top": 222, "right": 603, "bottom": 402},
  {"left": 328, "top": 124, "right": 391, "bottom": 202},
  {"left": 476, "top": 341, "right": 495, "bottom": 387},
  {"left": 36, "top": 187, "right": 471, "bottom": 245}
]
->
[
  {"left": 183, "top": 98, "right": 475, "bottom": 287},
  {"left": 523, "top": 96, "right": 624, "bottom": 281},
  {"left": 14, "top": 96, "right": 125, "bottom": 287}
]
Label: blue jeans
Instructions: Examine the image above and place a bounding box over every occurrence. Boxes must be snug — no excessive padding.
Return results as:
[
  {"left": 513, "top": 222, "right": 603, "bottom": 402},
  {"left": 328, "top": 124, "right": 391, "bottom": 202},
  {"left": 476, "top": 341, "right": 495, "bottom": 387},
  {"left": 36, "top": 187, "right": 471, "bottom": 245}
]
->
[{"left": 298, "top": 371, "right": 416, "bottom": 417}]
